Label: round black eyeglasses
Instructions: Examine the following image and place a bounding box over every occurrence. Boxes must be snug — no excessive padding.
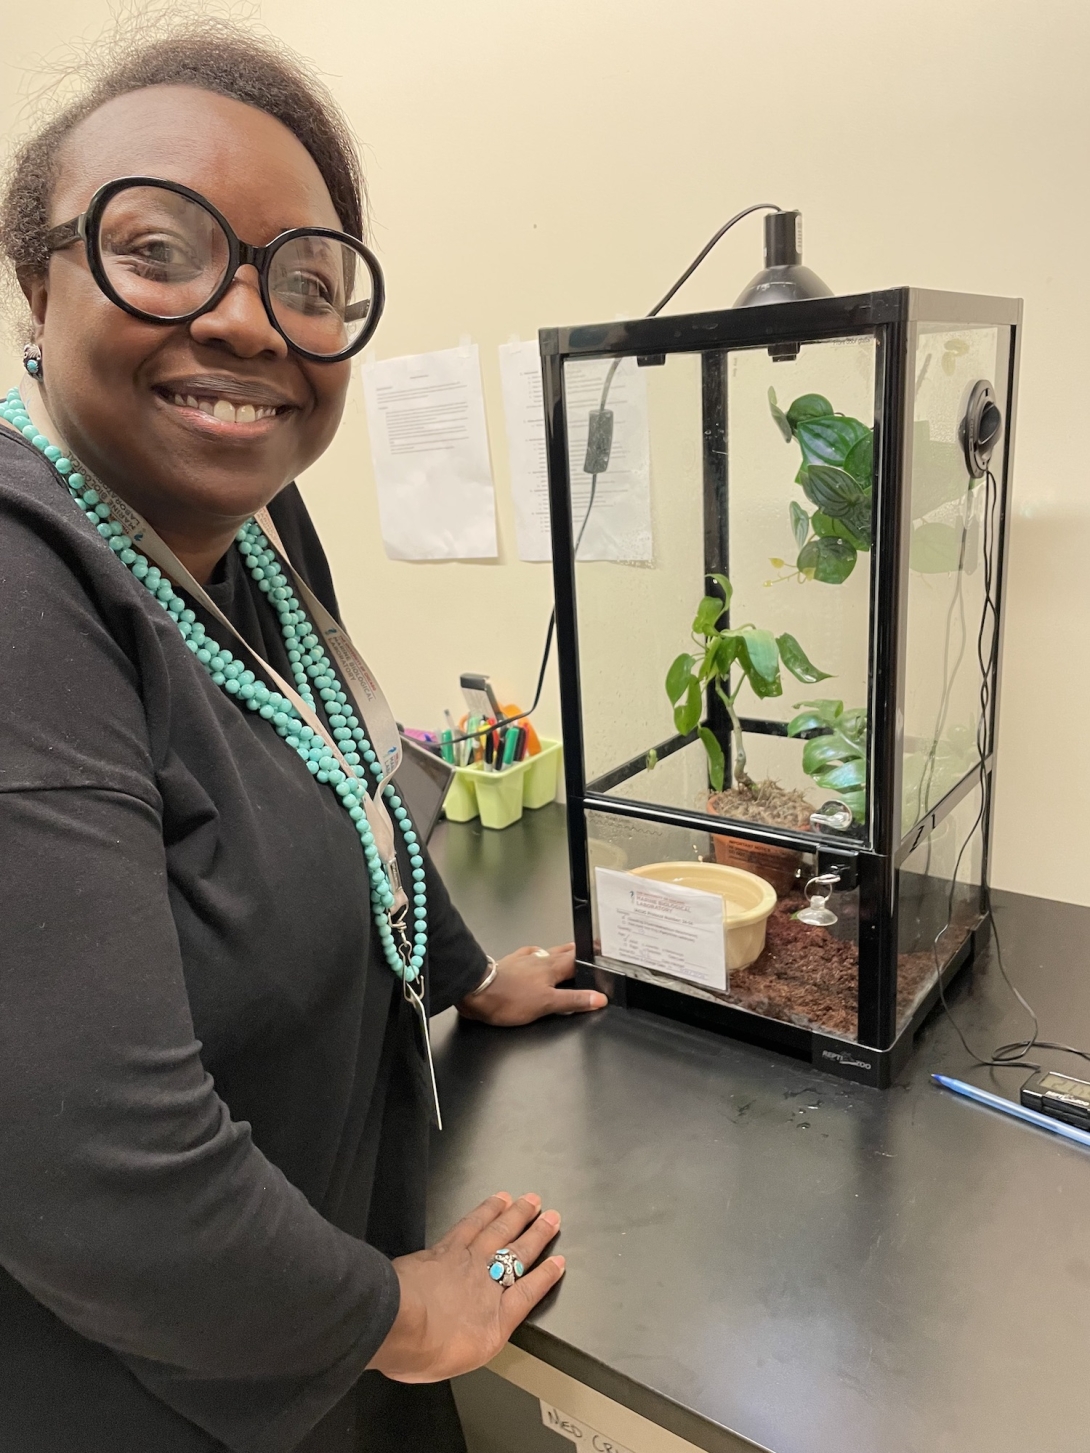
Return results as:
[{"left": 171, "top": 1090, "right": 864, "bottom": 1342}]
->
[{"left": 44, "top": 176, "right": 385, "bottom": 363}]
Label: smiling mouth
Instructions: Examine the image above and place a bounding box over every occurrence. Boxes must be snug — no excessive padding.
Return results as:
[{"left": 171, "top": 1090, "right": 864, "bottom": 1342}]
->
[{"left": 156, "top": 389, "right": 291, "bottom": 425}]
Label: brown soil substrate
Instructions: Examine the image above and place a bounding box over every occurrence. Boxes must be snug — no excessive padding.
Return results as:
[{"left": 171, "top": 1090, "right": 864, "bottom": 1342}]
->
[
  {"left": 707, "top": 780, "right": 813, "bottom": 832},
  {"left": 718, "top": 897, "right": 973, "bottom": 1037}
]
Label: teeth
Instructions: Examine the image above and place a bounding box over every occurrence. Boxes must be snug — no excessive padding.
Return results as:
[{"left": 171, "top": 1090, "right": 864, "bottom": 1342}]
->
[{"left": 166, "top": 392, "right": 279, "bottom": 422}]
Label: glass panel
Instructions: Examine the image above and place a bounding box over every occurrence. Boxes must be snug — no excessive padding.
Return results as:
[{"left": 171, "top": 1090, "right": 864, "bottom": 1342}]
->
[
  {"left": 586, "top": 808, "right": 861, "bottom": 1040},
  {"left": 896, "top": 782, "right": 985, "bottom": 1033},
  {"left": 567, "top": 335, "right": 877, "bottom": 853},
  {"left": 723, "top": 338, "right": 875, "bottom": 841},
  {"left": 901, "top": 326, "right": 1010, "bottom": 838},
  {"left": 566, "top": 352, "right": 703, "bottom": 791}
]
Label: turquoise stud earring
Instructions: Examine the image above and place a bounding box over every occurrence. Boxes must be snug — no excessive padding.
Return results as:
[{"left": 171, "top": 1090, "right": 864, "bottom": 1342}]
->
[{"left": 22, "top": 343, "right": 42, "bottom": 379}]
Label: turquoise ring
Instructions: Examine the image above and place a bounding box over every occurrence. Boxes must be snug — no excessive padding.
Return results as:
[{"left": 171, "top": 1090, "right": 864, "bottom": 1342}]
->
[{"left": 487, "top": 1248, "right": 524, "bottom": 1289}]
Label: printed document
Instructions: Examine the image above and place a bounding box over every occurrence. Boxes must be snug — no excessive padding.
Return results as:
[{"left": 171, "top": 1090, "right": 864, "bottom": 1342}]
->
[
  {"left": 362, "top": 345, "right": 498, "bottom": 560},
  {"left": 498, "top": 346, "right": 653, "bottom": 563},
  {"left": 564, "top": 355, "right": 652, "bottom": 563},
  {"left": 596, "top": 868, "right": 727, "bottom": 991},
  {"left": 498, "top": 339, "right": 551, "bottom": 561}
]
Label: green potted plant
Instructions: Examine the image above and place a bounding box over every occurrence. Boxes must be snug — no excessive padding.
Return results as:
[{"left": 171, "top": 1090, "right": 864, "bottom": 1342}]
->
[{"left": 664, "top": 573, "right": 832, "bottom": 892}]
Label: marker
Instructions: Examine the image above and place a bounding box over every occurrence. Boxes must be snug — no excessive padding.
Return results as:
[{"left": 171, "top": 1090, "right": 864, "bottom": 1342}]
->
[
  {"left": 440, "top": 729, "right": 454, "bottom": 765},
  {"left": 931, "top": 1074, "right": 1090, "bottom": 1152},
  {"left": 502, "top": 725, "right": 519, "bottom": 767}
]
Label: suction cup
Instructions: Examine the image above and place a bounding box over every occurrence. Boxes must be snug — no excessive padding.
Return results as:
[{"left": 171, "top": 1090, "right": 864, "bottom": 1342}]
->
[
  {"left": 959, "top": 379, "right": 1003, "bottom": 479},
  {"left": 795, "top": 871, "right": 842, "bottom": 927}
]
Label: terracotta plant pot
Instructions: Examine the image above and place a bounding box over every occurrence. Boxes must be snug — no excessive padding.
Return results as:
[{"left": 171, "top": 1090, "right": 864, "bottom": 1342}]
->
[{"left": 711, "top": 832, "right": 803, "bottom": 898}]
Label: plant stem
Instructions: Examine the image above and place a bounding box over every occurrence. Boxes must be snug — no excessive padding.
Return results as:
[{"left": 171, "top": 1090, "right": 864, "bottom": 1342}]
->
[{"left": 718, "top": 683, "right": 753, "bottom": 791}]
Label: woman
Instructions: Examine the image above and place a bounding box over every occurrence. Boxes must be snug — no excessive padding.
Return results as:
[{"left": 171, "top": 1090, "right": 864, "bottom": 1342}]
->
[{"left": 0, "top": 20, "right": 605, "bottom": 1453}]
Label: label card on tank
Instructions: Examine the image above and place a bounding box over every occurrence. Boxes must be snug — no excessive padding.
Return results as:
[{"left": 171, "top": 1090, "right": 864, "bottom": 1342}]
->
[{"left": 596, "top": 868, "right": 726, "bottom": 991}]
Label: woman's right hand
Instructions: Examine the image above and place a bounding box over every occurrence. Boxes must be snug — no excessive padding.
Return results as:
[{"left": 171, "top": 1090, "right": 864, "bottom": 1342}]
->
[{"left": 367, "top": 1192, "right": 565, "bottom": 1383}]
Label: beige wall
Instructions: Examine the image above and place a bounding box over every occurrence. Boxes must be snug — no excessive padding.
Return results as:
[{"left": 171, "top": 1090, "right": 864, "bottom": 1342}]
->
[{"left": 2, "top": 0, "right": 1088, "bottom": 904}]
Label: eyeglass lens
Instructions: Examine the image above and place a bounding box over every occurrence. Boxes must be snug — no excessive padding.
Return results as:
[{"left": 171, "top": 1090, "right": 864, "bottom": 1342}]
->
[{"left": 97, "top": 184, "right": 374, "bottom": 357}]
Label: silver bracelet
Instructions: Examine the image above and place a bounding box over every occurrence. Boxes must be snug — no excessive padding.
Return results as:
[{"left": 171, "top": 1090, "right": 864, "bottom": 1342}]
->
[{"left": 467, "top": 955, "right": 499, "bottom": 997}]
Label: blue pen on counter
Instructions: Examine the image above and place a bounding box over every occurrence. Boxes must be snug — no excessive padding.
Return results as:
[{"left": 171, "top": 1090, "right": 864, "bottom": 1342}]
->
[{"left": 932, "top": 1073, "right": 1090, "bottom": 1152}]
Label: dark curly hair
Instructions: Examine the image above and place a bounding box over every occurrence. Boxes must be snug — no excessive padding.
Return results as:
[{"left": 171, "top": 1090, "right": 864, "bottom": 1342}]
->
[{"left": 0, "top": 13, "right": 366, "bottom": 305}]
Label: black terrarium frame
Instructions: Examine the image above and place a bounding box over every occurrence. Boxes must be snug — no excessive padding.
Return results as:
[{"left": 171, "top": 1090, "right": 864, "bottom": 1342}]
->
[{"left": 541, "top": 289, "right": 1021, "bottom": 1087}]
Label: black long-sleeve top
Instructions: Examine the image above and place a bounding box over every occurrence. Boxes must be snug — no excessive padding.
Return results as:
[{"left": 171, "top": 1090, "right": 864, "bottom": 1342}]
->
[{"left": 0, "top": 428, "right": 487, "bottom": 1452}]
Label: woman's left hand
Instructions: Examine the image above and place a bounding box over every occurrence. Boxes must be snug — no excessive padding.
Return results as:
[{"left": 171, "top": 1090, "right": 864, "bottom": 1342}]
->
[{"left": 457, "top": 944, "right": 607, "bottom": 1027}]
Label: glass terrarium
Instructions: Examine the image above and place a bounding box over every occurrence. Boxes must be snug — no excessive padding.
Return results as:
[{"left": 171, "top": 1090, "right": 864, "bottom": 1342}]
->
[{"left": 541, "top": 289, "right": 1021, "bottom": 1085}]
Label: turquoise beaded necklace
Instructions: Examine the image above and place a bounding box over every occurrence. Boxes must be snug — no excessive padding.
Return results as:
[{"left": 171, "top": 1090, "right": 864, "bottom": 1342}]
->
[{"left": 2, "top": 386, "right": 427, "bottom": 984}]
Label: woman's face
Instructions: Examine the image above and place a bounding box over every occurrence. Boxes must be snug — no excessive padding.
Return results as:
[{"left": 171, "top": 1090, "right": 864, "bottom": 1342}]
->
[{"left": 26, "top": 85, "right": 353, "bottom": 548}]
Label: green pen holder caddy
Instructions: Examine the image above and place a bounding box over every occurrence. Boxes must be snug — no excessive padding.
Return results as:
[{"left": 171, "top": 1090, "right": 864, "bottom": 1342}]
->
[{"left": 443, "top": 739, "right": 563, "bottom": 830}]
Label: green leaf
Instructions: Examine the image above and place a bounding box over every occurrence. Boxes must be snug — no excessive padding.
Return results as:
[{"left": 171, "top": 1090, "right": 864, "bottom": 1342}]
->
[
  {"left": 839, "top": 788, "right": 866, "bottom": 823},
  {"left": 794, "top": 698, "right": 844, "bottom": 720},
  {"left": 743, "top": 666, "right": 783, "bottom": 699},
  {"left": 910, "top": 521, "right": 966, "bottom": 574},
  {"left": 838, "top": 707, "right": 868, "bottom": 744},
  {"left": 665, "top": 652, "right": 696, "bottom": 705},
  {"left": 707, "top": 572, "right": 733, "bottom": 610},
  {"left": 786, "top": 393, "right": 833, "bottom": 429},
  {"left": 768, "top": 387, "right": 793, "bottom": 443},
  {"left": 740, "top": 627, "right": 778, "bottom": 681},
  {"left": 788, "top": 712, "right": 828, "bottom": 737},
  {"left": 843, "top": 502, "right": 874, "bottom": 550},
  {"left": 844, "top": 431, "right": 874, "bottom": 486},
  {"left": 814, "top": 758, "right": 867, "bottom": 791},
  {"left": 799, "top": 463, "right": 866, "bottom": 519},
  {"left": 795, "top": 413, "right": 870, "bottom": 467},
  {"left": 674, "top": 677, "right": 703, "bottom": 736},
  {"left": 736, "top": 639, "right": 782, "bottom": 699},
  {"left": 698, "top": 726, "right": 725, "bottom": 792},
  {"left": 692, "top": 594, "right": 727, "bottom": 635},
  {"left": 776, "top": 632, "right": 832, "bottom": 684},
  {"left": 801, "top": 734, "right": 850, "bottom": 775},
  {"left": 790, "top": 500, "right": 810, "bottom": 550},
  {"left": 797, "top": 536, "right": 857, "bottom": 584},
  {"left": 811, "top": 509, "right": 871, "bottom": 552},
  {"left": 713, "top": 633, "right": 741, "bottom": 678}
]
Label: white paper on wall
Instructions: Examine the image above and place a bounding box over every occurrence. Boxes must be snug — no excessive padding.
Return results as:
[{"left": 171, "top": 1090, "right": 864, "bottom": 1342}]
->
[
  {"left": 564, "top": 355, "right": 652, "bottom": 563},
  {"left": 362, "top": 345, "right": 498, "bottom": 560},
  {"left": 497, "top": 339, "right": 551, "bottom": 562},
  {"left": 595, "top": 867, "right": 727, "bottom": 991}
]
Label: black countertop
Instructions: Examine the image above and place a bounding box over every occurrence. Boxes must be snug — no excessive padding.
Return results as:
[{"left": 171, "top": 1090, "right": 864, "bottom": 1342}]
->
[{"left": 428, "top": 805, "right": 1090, "bottom": 1453}]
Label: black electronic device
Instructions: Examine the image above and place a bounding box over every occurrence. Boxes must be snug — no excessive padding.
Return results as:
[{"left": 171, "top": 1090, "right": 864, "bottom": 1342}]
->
[
  {"left": 394, "top": 734, "right": 453, "bottom": 843},
  {"left": 1020, "top": 1070, "right": 1090, "bottom": 1130}
]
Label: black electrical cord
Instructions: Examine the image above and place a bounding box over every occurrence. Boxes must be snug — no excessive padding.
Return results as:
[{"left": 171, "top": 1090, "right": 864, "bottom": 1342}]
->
[
  {"left": 926, "top": 462, "right": 1090, "bottom": 1072},
  {"left": 446, "top": 203, "right": 780, "bottom": 749}
]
